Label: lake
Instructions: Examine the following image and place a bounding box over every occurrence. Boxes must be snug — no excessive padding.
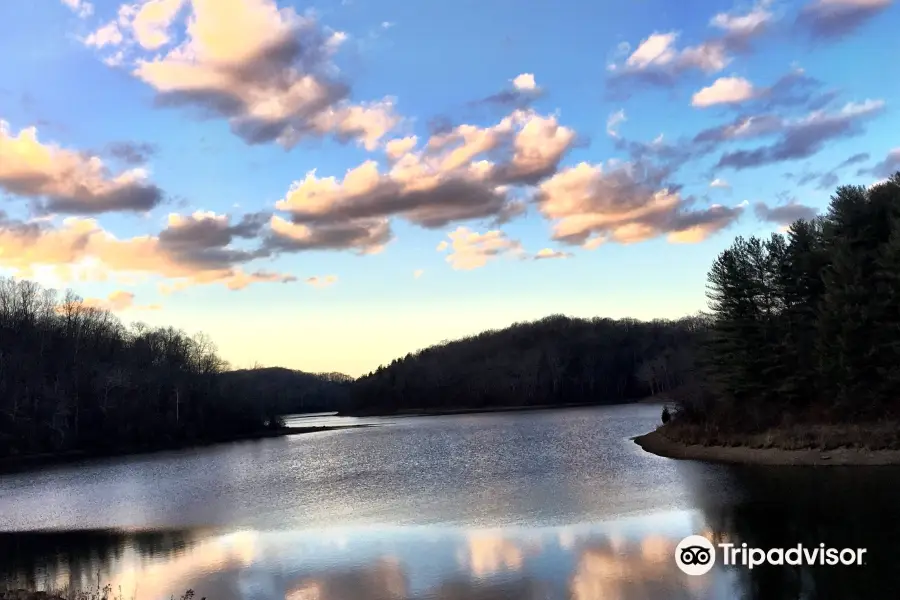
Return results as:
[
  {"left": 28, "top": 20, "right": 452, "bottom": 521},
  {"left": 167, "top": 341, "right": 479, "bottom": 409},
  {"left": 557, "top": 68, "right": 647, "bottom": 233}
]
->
[{"left": 2, "top": 403, "right": 900, "bottom": 600}]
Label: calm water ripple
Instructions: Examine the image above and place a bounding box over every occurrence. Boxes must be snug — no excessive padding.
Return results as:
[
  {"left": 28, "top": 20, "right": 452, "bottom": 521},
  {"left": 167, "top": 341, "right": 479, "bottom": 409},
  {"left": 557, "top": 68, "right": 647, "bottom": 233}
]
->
[{"left": 2, "top": 404, "right": 899, "bottom": 599}]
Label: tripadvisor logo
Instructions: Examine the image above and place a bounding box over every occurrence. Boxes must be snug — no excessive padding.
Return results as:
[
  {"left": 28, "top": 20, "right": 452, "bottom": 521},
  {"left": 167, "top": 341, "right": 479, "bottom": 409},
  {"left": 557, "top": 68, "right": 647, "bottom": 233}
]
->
[
  {"left": 676, "top": 535, "right": 716, "bottom": 575},
  {"left": 675, "top": 535, "right": 868, "bottom": 575}
]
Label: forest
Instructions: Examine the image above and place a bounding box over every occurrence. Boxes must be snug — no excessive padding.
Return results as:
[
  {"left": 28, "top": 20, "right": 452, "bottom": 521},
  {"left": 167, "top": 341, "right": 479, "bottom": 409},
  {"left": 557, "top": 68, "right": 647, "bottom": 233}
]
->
[
  {"left": 218, "top": 367, "right": 354, "bottom": 414},
  {"left": 0, "top": 278, "right": 349, "bottom": 459},
  {"left": 671, "top": 173, "right": 900, "bottom": 434},
  {"left": 347, "top": 314, "right": 706, "bottom": 414}
]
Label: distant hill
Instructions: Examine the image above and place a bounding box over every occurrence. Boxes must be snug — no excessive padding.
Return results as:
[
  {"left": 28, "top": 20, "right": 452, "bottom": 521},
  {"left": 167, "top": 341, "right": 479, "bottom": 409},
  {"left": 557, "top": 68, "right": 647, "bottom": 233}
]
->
[
  {"left": 218, "top": 367, "right": 355, "bottom": 414},
  {"left": 348, "top": 314, "right": 706, "bottom": 415}
]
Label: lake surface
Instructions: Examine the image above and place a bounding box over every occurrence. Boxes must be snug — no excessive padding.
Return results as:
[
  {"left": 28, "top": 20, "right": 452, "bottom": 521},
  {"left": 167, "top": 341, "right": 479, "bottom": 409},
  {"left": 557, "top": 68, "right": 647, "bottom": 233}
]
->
[{"left": 2, "top": 404, "right": 900, "bottom": 599}]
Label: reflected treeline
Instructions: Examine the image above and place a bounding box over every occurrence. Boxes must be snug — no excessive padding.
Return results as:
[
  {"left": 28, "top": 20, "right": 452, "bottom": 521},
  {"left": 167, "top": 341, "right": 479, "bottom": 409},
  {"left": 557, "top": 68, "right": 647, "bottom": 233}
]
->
[
  {"left": 684, "top": 464, "right": 900, "bottom": 600},
  {"left": 0, "top": 529, "right": 199, "bottom": 590}
]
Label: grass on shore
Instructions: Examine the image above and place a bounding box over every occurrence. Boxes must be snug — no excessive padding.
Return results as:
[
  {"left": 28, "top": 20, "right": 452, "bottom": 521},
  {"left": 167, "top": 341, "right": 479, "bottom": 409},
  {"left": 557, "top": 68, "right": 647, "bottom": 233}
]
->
[{"left": 658, "top": 419, "right": 900, "bottom": 451}]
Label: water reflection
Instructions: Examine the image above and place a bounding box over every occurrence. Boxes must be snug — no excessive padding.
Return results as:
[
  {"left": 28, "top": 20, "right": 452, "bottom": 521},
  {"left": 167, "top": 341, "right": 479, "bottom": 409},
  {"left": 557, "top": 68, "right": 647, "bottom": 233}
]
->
[
  {"left": 682, "top": 464, "right": 900, "bottom": 600},
  {"left": 6, "top": 463, "right": 900, "bottom": 600}
]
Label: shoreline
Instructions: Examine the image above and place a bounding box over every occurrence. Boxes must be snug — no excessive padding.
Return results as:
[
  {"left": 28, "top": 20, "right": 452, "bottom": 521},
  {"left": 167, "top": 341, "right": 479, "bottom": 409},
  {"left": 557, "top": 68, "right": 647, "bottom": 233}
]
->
[
  {"left": 0, "top": 424, "right": 373, "bottom": 474},
  {"left": 634, "top": 428, "right": 900, "bottom": 466}
]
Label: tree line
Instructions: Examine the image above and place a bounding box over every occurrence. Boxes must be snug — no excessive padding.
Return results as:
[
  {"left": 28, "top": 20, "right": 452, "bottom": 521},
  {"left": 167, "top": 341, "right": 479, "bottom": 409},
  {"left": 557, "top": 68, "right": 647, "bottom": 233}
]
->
[
  {"left": 218, "top": 367, "right": 354, "bottom": 414},
  {"left": 676, "top": 173, "right": 900, "bottom": 431},
  {"left": 0, "top": 277, "right": 281, "bottom": 459},
  {"left": 348, "top": 314, "right": 706, "bottom": 414}
]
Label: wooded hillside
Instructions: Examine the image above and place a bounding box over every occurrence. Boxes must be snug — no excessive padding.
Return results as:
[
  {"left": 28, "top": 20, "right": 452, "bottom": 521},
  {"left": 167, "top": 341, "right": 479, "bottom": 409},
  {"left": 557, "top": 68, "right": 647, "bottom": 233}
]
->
[
  {"left": 348, "top": 314, "right": 707, "bottom": 414},
  {"left": 218, "top": 367, "right": 354, "bottom": 414},
  {"left": 0, "top": 278, "right": 270, "bottom": 458}
]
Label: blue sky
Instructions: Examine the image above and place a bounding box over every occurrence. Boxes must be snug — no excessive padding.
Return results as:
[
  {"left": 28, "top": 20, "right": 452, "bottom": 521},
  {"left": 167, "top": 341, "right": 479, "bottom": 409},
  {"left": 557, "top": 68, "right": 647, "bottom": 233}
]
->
[{"left": 0, "top": 0, "right": 897, "bottom": 376}]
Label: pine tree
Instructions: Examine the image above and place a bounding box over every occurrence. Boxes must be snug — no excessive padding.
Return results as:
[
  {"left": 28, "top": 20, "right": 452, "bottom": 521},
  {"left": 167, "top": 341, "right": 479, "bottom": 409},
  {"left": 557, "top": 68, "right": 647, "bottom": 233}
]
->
[{"left": 869, "top": 177, "right": 900, "bottom": 410}]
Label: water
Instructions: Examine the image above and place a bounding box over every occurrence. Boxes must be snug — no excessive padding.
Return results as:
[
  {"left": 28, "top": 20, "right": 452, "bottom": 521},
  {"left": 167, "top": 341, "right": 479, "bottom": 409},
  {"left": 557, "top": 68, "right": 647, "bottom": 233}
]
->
[{"left": 2, "top": 404, "right": 899, "bottom": 599}]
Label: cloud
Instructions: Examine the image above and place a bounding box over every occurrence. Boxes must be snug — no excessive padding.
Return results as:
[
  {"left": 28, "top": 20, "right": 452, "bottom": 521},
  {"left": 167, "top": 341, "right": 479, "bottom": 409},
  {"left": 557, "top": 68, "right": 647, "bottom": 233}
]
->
[
  {"left": 710, "top": 178, "right": 731, "bottom": 189},
  {"left": 691, "top": 76, "right": 756, "bottom": 107},
  {"left": 610, "top": 94, "right": 871, "bottom": 190},
  {"left": 271, "top": 109, "right": 577, "bottom": 241},
  {"left": 61, "top": 0, "right": 94, "bottom": 18},
  {"left": 752, "top": 69, "right": 834, "bottom": 111},
  {"left": 437, "top": 227, "right": 524, "bottom": 270},
  {"left": 77, "top": 290, "right": 162, "bottom": 312},
  {"left": 836, "top": 152, "right": 871, "bottom": 169},
  {"left": 158, "top": 210, "right": 272, "bottom": 267},
  {"left": 790, "top": 151, "right": 871, "bottom": 189},
  {"left": 84, "top": 21, "right": 123, "bottom": 47},
  {"left": 384, "top": 136, "right": 417, "bottom": 161},
  {"left": 859, "top": 148, "right": 900, "bottom": 178},
  {"left": 413, "top": 269, "right": 424, "bottom": 278},
  {"left": 512, "top": 74, "right": 535, "bottom": 91},
  {"left": 533, "top": 248, "right": 572, "bottom": 260},
  {"left": 710, "top": 0, "right": 774, "bottom": 38},
  {"left": 796, "top": 0, "right": 894, "bottom": 39},
  {"left": 106, "top": 141, "right": 158, "bottom": 165},
  {"left": 0, "top": 120, "right": 164, "bottom": 214},
  {"left": 93, "top": 0, "right": 400, "bottom": 150},
  {"left": 693, "top": 113, "right": 785, "bottom": 145},
  {"left": 472, "top": 73, "right": 543, "bottom": 108},
  {"left": 868, "top": 178, "right": 892, "bottom": 189},
  {"left": 159, "top": 268, "right": 297, "bottom": 293},
  {"left": 305, "top": 274, "right": 337, "bottom": 288},
  {"left": 0, "top": 210, "right": 294, "bottom": 292},
  {"left": 606, "top": 109, "right": 626, "bottom": 137},
  {"left": 690, "top": 69, "right": 832, "bottom": 113},
  {"left": 266, "top": 214, "right": 392, "bottom": 254},
  {"left": 125, "top": 0, "right": 188, "bottom": 50},
  {"left": 753, "top": 199, "right": 818, "bottom": 224},
  {"left": 715, "top": 99, "right": 885, "bottom": 169},
  {"left": 606, "top": 1, "right": 773, "bottom": 93},
  {"left": 610, "top": 31, "right": 730, "bottom": 87},
  {"left": 536, "top": 161, "right": 745, "bottom": 247}
]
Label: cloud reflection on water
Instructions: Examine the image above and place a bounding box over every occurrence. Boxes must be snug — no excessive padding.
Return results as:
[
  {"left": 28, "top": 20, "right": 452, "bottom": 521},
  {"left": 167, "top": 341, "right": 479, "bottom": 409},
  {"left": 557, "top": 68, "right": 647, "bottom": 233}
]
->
[
  {"left": 7, "top": 461, "right": 900, "bottom": 600},
  {"left": 2, "top": 522, "right": 725, "bottom": 600}
]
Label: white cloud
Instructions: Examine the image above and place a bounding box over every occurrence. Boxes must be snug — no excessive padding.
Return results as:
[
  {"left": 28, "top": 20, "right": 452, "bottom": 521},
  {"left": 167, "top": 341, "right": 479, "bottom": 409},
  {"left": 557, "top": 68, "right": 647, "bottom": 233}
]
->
[
  {"left": 537, "top": 161, "right": 745, "bottom": 247},
  {"left": 534, "top": 248, "right": 573, "bottom": 260},
  {"left": 126, "top": 0, "right": 187, "bottom": 50},
  {"left": 84, "top": 21, "right": 124, "bottom": 48},
  {"left": 691, "top": 76, "right": 756, "bottom": 107},
  {"left": 710, "top": 178, "right": 731, "bottom": 189},
  {"left": 512, "top": 73, "right": 537, "bottom": 91},
  {"left": 609, "top": 1, "right": 773, "bottom": 89},
  {"left": 0, "top": 120, "right": 162, "bottom": 214},
  {"left": 0, "top": 212, "right": 295, "bottom": 293},
  {"left": 621, "top": 31, "right": 730, "bottom": 75},
  {"left": 385, "top": 136, "right": 418, "bottom": 161},
  {"left": 61, "top": 0, "right": 94, "bottom": 18},
  {"left": 437, "top": 227, "right": 524, "bottom": 270},
  {"left": 271, "top": 109, "right": 576, "bottom": 241},
  {"left": 606, "top": 109, "right": 626, "bottom": 137},
  {"left": 710, "top": 1, "right": 773, "bottom": 36},
  {"left": 91, "top": 0, "right": 399, "bottom": 149}
]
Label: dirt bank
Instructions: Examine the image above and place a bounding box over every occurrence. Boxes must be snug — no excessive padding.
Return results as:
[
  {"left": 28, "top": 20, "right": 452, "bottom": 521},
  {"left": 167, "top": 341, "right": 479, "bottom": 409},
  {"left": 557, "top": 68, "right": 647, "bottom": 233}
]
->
[{"left": 634, "top": 428, "right": 900, "bottom": 466}]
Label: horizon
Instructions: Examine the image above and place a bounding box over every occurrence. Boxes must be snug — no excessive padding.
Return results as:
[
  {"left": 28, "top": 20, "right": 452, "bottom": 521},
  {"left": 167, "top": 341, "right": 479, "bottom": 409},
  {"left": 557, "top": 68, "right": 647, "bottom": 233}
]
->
[{"left": 0, "top": 0, "right": 897, "bottom": 377}]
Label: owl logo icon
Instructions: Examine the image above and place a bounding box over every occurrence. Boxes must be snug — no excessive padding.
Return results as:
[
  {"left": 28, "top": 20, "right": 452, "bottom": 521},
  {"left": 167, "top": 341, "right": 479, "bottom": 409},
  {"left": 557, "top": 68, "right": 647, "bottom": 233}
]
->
[{"left": 675, "top": 535, "right": 716, "bottom": 575}]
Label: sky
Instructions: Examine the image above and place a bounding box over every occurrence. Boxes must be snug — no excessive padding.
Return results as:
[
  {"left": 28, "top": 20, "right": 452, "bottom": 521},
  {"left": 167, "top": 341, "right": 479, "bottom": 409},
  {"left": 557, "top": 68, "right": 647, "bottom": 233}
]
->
[{"left": 0, "top": 0, "right": 897, "bottom": 376}]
